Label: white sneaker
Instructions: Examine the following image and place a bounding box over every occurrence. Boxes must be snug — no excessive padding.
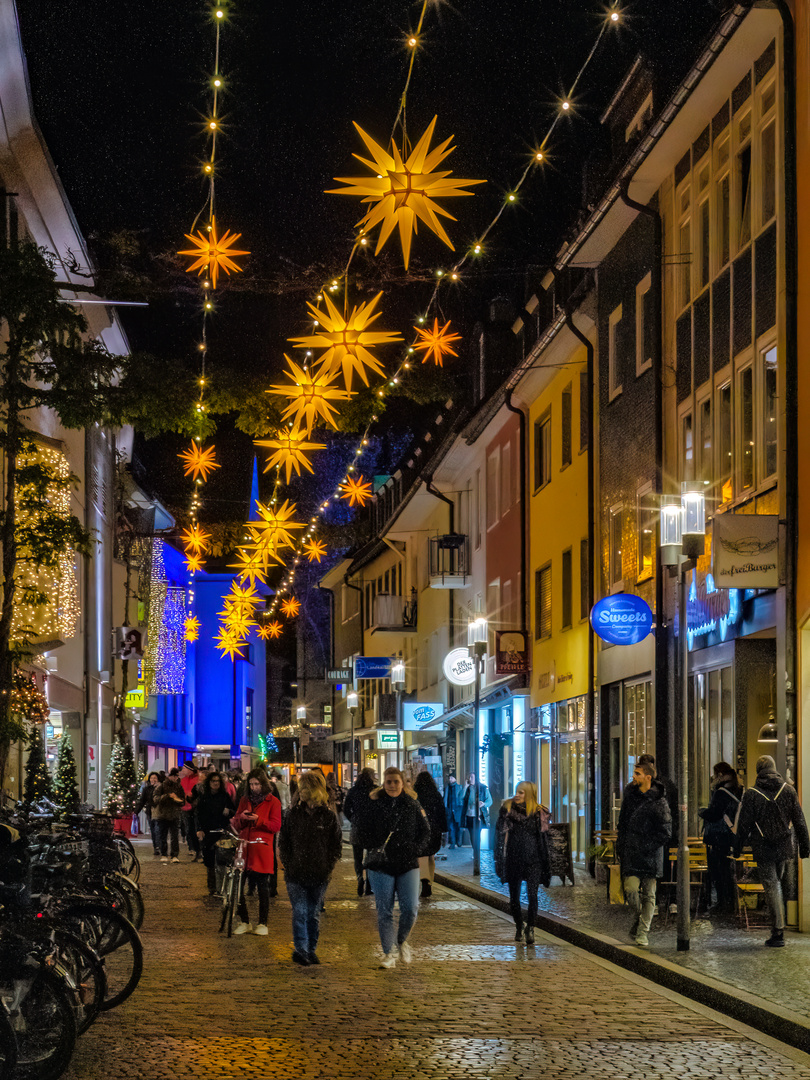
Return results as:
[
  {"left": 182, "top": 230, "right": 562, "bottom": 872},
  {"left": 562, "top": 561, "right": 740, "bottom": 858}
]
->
[
  {"left": 160, "top": 856, "right": 168, "bottom": 864},
  {"left": 171, "top": 857, "right": 180, "bottom": 863},
  {"left": 253, "top": 924, "right": 268, "bottom": 936},
  {"left": 399, "top": 940, "right": 412, "bottom": 964},
  {"left": 378, "top": 952, "right": 397, "bottom": 969},
  {"left": 234, "top": 922, "right": 253, "bottom": 935}
]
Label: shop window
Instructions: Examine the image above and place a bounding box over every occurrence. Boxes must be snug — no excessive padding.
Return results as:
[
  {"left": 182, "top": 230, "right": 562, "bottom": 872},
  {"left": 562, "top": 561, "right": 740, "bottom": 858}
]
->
[
  {"left": 694, "top": 667, "right": 734, "bottom": 811},
  {"left": 608, "top": 304, "right": 623, "bottom": 401},
  {"left": 561, "top": 384, "right": 572, "bottom": 469},
  {"left": 534, "top": 411, "right": 551, "bottom": 491},
  {"left": 635, "top": 273, "right": 652, "bottom": 376},
  {"left": 636, "top": 487, "right": 654, "bottom": 580},
  {"left": 562, "top": 548, "right": 572, "bottom": 630},
  {"left": 717, "top": 382, "right": 733, "bottom": 503},
  {"left": 535, "top": 564, "right": 551, "bottom": 640},
  {"left": 609, "top": 506, "right": 623, "bottom": 592},
  {"left": 580, "top": 538, "right": 589, "bottom": 621},
  {"left": 763, "top": 345, "right": 778, "bottom": 481},
  {"left": 738, "top": 364, "right": 754, "bottom": 490},
  {"left": 624, "top": 679, "right": 654, "bottom": 788}
]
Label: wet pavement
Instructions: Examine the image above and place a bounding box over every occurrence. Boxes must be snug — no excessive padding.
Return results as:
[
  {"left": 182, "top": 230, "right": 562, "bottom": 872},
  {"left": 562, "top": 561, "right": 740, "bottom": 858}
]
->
[
  {"left": 436, "top": 844, "right": 810, "bottom": 1024},
  {"left": 60, "top": 838, "right": 810, "bottom": 1080}
]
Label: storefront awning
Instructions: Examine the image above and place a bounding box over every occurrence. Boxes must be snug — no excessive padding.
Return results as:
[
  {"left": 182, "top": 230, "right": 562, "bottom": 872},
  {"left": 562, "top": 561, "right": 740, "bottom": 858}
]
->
[
  {"left": 327, "top": 727, "right": 376, "bottom": 743},
  {"left": 417, "top": 676, "right": 527, "bottom": 731}
]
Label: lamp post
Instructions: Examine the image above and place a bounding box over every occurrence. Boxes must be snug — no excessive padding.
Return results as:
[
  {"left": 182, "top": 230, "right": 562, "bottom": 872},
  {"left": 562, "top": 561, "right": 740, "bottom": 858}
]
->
[
  {"left": 660, "top": 481, "right": 706, "bottom": 952},
  {"left": 347, "top": 690, "right": 359, "bottom": 785},
  {"left": 391, "top": 654, "right": 406, "bottom": 771},
  {"left": 296, "top": 705, "right": 306, "bottom": 770},
  {"left": 467, "top": 605, "right": 488, "bottom": 877}
]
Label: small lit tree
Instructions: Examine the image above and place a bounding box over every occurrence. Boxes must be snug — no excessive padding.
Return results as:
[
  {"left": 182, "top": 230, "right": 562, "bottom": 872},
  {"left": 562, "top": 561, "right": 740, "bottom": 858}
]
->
[
  {"left": 53, "top": 730, "right": 80, "bottom": 816},
  {"left": 102, "top": 739, "right": 139, "bottom": 817},
  {"left": 23, "top": 723, "right": 52, "bottom": 806}
]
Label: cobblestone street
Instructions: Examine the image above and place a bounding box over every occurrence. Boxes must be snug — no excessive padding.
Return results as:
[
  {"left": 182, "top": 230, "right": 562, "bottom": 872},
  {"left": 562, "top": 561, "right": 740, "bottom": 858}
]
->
[{"left": 61, "top": 840, "right": 810, "bottom": 1080}]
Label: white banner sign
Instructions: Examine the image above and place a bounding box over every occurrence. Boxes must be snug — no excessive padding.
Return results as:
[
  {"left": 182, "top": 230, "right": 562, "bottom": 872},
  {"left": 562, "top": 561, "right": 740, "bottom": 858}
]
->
[
  {"left": 713, "top": 514, "right": 779, "bottom": 589},
  {"left": 442, "top": 648, "right": 476, "bottom": 687}
]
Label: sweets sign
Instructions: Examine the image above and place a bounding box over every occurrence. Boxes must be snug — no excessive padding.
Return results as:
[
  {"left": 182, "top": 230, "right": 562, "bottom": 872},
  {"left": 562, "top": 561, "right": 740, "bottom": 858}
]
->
[{"left": 590, "top": 595, "right": 653, "bottom": 646}]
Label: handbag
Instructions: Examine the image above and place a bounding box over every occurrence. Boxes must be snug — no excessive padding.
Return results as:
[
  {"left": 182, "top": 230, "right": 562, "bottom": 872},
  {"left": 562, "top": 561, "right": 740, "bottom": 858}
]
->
[{"left": 363, "top": 809, "right": 399, "bottom": 871}]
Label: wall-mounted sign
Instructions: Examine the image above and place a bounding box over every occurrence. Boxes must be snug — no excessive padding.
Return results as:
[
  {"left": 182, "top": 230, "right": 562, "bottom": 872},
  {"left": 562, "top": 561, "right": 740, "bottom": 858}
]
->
[
  {"left": 678, "top": 570, "right": 742, "bottom": 648},
  {"left": 115, "top": 627, "right": 143, "bottom": 661},
  {"left": 713, "top": 513, "right": 779, "bottom": 589},
  {"left": 125, "top": 683, "right": 146, "bottom": 709},
  {"left": 402, "top": 701, "right": 443, "bottom": 731},
  {"left": 354, "top": 656, "right": 391, "bottom": 680},
  {"left": 87, "top": 744, "right": 97, "bottom": 786},
  {"left": 376, "top": 730, "right": 403, "bottom": 749},
  {"left": 494, "top": 631, "right": 529, "bottom": 675},
  {"left": 325, "top": 667, "right": 352, "bottom": 682},
  {"left": 590, "top": 594, "right": 653, "bottom": 646},
  {"left": 442, "top": 648, "right": 477, "bottom": 686}
]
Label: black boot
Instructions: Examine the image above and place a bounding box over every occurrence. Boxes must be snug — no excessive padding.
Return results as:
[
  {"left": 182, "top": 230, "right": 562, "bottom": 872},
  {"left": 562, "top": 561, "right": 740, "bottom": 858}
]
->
[
  {"left": 514, "top": 922, "right": 523, "bottom": 942},
  {"left": 357, "top": 877, "right": 365, "bottom": 897},
  {"left": 364, "top": 879, "right": 373, "bottom": 896},
  {"left": 420, "top": 879, "right": 432, "bottom": 898},
  {"left": 765, "top": 930, "right": 785, "bottom": 947},
  {"left": 524, "top": 925, "right": 535, "bottom": 945},
  {"left": 206, "top": 867, "right": 216, "bottom": 895}
]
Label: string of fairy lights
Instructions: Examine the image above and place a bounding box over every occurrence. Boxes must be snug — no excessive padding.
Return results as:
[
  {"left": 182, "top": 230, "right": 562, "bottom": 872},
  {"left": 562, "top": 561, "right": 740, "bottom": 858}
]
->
[{"left": 172, "top": 0, "right": 623, "bottom": 652}]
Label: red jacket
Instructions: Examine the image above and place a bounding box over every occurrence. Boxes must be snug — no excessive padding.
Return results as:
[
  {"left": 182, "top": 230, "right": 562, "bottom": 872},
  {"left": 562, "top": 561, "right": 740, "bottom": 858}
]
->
[
  {"left": 233, "top": 792, "right": 282, "bottom": 874},
  {"left": 180, "top": 773, "right": 198, "bottom": 812}
]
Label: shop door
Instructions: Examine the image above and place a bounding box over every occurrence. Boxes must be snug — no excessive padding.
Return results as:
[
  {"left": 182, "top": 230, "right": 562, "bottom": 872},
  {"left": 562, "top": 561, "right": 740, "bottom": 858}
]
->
[
  {"left": 554, "top": 699, "right": 587, "bottom": 863},
  {"left": 692, "top": 666, "right": 733, "bottom": 814}
]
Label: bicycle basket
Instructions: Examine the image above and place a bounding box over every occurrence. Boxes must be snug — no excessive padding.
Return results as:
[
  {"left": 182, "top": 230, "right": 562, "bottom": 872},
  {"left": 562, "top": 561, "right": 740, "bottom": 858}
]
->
[{"left": 215, "top": 837, "right": 238, "bottom": 865}]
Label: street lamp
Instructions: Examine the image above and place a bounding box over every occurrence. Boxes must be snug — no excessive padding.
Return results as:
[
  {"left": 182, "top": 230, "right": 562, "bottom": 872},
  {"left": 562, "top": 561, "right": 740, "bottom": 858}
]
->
[
  {"left": 467, "top": 603, "right": 488, "bottom": 876},
  {"left": 659, "top": 481, "right": 706, "bottom": 952},
  {"left": 296, "top": 705, "right": 306, "bottom": 769},
  {"left": 391, "top": 654, "right": 406, "bottom": 771},
  {"left": 347, "top": 690, "right": 359, "bottom": 784}
]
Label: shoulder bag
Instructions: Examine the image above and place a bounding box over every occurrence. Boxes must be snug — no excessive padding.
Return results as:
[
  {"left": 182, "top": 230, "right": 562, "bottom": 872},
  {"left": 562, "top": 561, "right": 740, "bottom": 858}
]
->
[{"left": 363, "top": 809, "right": 399, "bottom": 871}]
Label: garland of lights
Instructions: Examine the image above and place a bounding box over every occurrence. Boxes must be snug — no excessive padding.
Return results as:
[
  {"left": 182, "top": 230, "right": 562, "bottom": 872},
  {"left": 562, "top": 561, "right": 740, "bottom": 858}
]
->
[
  {"left": 256, "top": 2, "right": 623, "bottom": 624},
  {"left": 144, "top": 540, "right": 187, "bottom": 694}
]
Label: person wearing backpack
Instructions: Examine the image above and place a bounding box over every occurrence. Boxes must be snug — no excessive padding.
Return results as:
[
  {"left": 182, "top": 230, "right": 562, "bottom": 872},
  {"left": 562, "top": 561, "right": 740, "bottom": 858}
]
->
[
  {"left": 699, "top": 761, "right": 742, "bottom": 916},
  {"left": 735, "top": 754, "right": 810, "bottom": 947}
]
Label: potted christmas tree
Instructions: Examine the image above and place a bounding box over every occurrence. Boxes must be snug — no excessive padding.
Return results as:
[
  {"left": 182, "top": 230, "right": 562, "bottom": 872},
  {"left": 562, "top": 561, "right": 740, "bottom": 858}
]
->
[
  {"left": 102, "top": 739, "right": 140, "bottom": 835},
  {"left": 53, "top": 730, "right": 81, "bottom": 818}
]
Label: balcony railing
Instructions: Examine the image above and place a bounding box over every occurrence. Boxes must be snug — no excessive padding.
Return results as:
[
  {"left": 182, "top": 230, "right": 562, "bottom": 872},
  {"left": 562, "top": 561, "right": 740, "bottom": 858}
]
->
[
  {"left": 371, "top": 591, "right": 418, "bottom": 632},
  {"left": 429, "top": 533, "right": 469, "bottom": 588}
]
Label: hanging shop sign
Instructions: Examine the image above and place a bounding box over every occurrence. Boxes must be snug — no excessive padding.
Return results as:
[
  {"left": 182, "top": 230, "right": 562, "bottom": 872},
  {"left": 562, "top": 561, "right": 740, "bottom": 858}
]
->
[
  {"left": 590, "top": 595, "right": 653, "bottom": 646},
  {"left": 712, "top": 513, "right": 779, "bottom": 589},
  {"left": 376, "top": 730, "right": 403, "bottom": 749},
  {"left": 401, "top": 702, "right": 443, "bottom": 731},
  {"left": 325, "top": 667, "right": 352, "bottom": 682},
  {"left": 680, "top": 570, "right": 742, "bottom": 647},
  {"left": 115, "top": 627, "right": 144, "bottom": 661},
  {"left": 442, "top": 648, "right": 477, "bottom": 686},
  {"left": 354, "top": 656, "right": 391, "bottom": 680},
  {"left": 125, "top": 683, "right": 146, "bottom": 709},
  {"left": 494, "top": 631, "right": 529, "bottom": 675},
  {"left": 87, "top": 745, "right": 97, "bottom": 786}
]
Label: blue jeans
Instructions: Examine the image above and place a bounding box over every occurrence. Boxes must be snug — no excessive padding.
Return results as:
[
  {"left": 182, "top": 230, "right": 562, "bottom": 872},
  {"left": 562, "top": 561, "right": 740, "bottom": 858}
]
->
[
  {"left": 447, "top": 817, "right": 462, "bottom": 847},
  {"left": 286, "top": 880, "right": 327, "bottom": 956},
  {"left": 367, "top": 868, "right": 420, "bottom": 955},
  {"left": 758, "top": 860, "right": 786, "bottom": 931},
  {"left": 149, "top": 817, "right": 160, "bottom": 854}
]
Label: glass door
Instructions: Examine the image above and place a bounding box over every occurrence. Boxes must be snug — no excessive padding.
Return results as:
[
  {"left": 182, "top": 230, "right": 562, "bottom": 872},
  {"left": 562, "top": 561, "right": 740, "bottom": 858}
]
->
[{"left": 554, "top": 698, "right": 587, "bottom": 862}]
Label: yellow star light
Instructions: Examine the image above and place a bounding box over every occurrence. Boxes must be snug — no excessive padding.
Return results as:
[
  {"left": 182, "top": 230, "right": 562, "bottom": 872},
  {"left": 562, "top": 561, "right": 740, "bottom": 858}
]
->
[
  {"left": 327, "top": 117, "right": 485, "bottom": 270},
  {"left": 413, "top": 317, "right": 462, "bottom": 367},
  {"left": 181, "top": 524, "right": 211, "bottom": 555},
  {"left": 179, "top": 441, "right": 221, "bottom": 482},
  {"left": 184, "top": 552, "right": 205, "bottom": 575},
  {"left": 303, "top": 538, "right": 328, "bottom": 563},
  {"left": 341, "top": 474, "right": 373, "bottom": 507},
  {"left": 228, "top": 548, "right": 268, "bottom": 587},
  {"left": 254, "top": 428, "right": 326, "bottom": 483},
  {"left": 257, "top": 620, "right": 283, "bottom": 641},
  {"left": 178, "top": 215, "right": 249, "bottom": 289},
  {"left": 225, "top": 580, "right": 263, "bottom": 613},
  {"left": 281, "top": 596, "right": 301, "bottom": 618},
  {"left": 215, "top": 628, "right": 247, "bottom": 660},
  {"left": 183, "top": 615, "right": 201, "bottom": 642},
  {"left": 248, "top": 500, "right": 306, "bottom": 551},
  {"left": 267, "top": 357, "right": 351, "bottom": 435},
  {"left": 289, "top": 292, "right": 402, "bottom": 390}
]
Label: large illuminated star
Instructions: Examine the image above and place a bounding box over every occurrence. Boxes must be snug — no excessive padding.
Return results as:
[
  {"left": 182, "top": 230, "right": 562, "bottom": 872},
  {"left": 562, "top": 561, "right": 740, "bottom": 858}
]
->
[
  {"left": 183, "top": 615, "right": 201, "bottom": 643},
  {"left": 254, "top": 428, "right": 326, "bottom": 483},
  {"left": 327, "top": 117, "right": 485, "bottom": 269},
  {"left": 178, "top": 441, "right": 220, "bottom": 482},
  {"left": 281, "top": 596, "right": 301, "bottom": 618},
  {"left": 178, "top": 216, "right": 249, "bottom": 289},
  {"left": 248, "top": 500, "right": 306, "bottom": 553},
  {"left": 228, "top": 548, "right": 268, "bottom": 587},
  {"left": 215, "top": 627, "right": 247, "bottom": 660},
  {"left": 341, "top": 474, "right": 373, "bottom": 507},
  {"left": 257, "top": 620, "right": 283, "bottom": 641},
  {"left": 180, "top": 524, "right": 211, "bottom": 555},
  {"left": 413, "top": 317, "right": 462, "bottom": 367},
  {"left": 267, "top": 357, "right": 351, "bottom": 434},
  {"left": 289, "top": 292, "right": 401, "bottom": 390},
  {"left": 303, "top": 538, "right": 328, "bottom": 563}
]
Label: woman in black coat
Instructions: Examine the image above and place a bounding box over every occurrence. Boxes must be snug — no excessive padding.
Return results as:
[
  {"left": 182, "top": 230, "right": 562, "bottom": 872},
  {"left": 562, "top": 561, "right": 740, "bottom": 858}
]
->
[
  {"left": 699, "top": 761, "right": 742, "bottom": 915},
  {"left": 343, "top": 767, "right": 377, "bottom": 896},
  {"left": 413, "top": 771, "right": 448, "bottom": 898},
  {"left": 194, "top": 771, "right": 235, "bottom": 895},
  {"left": 357, "top": 767, "right": 430, "bottom": 969},
  {"left": 494, "top": 782, "right": 550, "bottom": 945}
]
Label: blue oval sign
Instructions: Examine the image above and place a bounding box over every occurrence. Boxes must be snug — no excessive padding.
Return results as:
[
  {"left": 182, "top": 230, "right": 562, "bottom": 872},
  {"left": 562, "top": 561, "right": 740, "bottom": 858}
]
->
[{"left": 590, "top": 594, "right": 653, "bottom": 646}]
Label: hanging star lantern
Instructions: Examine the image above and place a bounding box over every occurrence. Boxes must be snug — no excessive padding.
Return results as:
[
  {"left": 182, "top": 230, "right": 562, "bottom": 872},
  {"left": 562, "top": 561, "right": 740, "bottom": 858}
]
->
[
  {"left": 180, "top": 524, "right": 211, "bottom": 555},
  {"left": 341, "top": 474, "right": 373, "bottom": 507},
  {"left": 228, "top": 548, "right": 268, "bottom": 586},
  {"left": 225, "top": 580, "right": 263, "bottom": 614},
  {"left": 289, "top": 292, "right": 401, "bottom": 390},
  {"left": 178, "top": 216, "right": 249, "bottom": 289},
  {"left": 257, "top": 620, "right": 283, "bottom": 641},
  {"left": 327, "top": 117, "right": 485, "bottom": 270},
  {"left": 413, "top": 317, "right": 462, "bottom": 367},
  {"left": 179, "top": 441, "right": 221, "bottom": 482},
  {"left": 183, "top": 615, "right": 201, "bottom": 643},
  {"left": 267, "top": 357, "right": 351, "bottom": 434},
  {"left": 281, "top": 596, "right": 301, "bottom": 618},
  {"left": 303, "top": 538, "right": 328, "bottom": 563},
  {"left": 254, "top": 428, "right": 327, "bottom": 482},
  {"left": 248, "top": 500, "right": 305, "bottom": 547},
  {"left": 215, "top": 627, "right": 247, "bottom": 660},
  {"left": 184, "top": 552, "right": 205, "bottom": 575}
]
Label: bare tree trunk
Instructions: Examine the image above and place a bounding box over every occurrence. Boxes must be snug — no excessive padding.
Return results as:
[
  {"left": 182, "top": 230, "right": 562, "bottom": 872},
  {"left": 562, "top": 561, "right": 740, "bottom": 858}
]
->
[{"left": 0, "top": 346, "right": 21, "bottom": 790}]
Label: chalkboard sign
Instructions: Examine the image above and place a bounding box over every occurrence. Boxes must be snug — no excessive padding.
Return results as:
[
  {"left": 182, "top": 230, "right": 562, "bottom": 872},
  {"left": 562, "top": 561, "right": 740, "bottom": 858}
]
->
[{"left": 547, "top": 822, "right": 575, "bottom": 886}]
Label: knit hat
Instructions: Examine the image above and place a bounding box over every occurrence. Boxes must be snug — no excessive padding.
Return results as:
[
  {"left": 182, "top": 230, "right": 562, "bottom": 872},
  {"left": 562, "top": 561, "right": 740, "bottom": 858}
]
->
[
  {"left": 180, "top": 761, "right": 198, "bottom": 774},
  {"left": 755, "top": 755, "right": 776, "bottom": 774}
]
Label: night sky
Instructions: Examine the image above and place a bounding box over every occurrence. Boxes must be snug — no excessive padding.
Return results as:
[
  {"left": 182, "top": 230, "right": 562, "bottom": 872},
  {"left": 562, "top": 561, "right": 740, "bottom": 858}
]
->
[{"left": 14, "top": 0, "right": 724, "bottom": 517}]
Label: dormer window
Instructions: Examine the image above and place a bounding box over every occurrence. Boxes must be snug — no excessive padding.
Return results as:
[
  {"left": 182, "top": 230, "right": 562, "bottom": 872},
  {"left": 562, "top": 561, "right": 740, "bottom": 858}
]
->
[{"left": 625, "top": 92, "right": 653, "bottom": 142}]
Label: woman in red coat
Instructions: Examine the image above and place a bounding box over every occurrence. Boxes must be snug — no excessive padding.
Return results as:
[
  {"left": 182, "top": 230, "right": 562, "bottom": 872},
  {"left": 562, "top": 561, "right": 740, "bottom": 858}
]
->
[{"left": 232, "top": 769, "right": 282, "bottom": 936}]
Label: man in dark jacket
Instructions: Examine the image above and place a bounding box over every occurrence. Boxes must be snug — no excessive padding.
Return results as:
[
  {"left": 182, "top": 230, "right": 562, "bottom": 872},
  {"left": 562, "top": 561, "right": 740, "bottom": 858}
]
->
[
  {"left": 461, "top": 774, "right": 492, "bottom": 864},
  {"left": 444, "top": 775, "right": 463, "bottom": 849},
  {"left": 617, "top": 761, "right": 672, "bottom": 948},
  {"left": 735, "top": 755, "right": 810, "bottom": 947}
]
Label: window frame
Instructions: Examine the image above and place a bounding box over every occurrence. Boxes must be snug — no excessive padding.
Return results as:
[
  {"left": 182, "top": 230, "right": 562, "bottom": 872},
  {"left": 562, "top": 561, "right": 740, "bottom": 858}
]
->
[
  {"left": 735, "top": 354, "right": 755, "bottom": 494},
  {"left": 636, "top": 483, "right": 654, "bottom": 583},
  {"left": 533, "top": 409, "right": 551, "bottom": 493},
  {"left": 535, "top": 562, "right": 552, "bottom": 641},
  {"left": 608, "top": 304, "right": 623, "bottom": 402},
  {"left": 561, "top": 547, "right": 573, "bottom": 630},
  {"left": 561, "top": 383, "right": 573, "bottom": 470},
  {"left": 635, "top": 272, "right": 652, "bottom": 376},
  {"left": 609, "top": 504, "right": 624, "bottom": 594}
]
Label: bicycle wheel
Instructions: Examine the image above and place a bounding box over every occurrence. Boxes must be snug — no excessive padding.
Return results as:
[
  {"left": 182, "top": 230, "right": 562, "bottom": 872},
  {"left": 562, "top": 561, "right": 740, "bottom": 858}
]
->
[
  {"left": 0, "top": 964, "right": 77, "bottom": 1080},
  {"left": 223, "top": 870, "right": 241, "bottom": 938},
  {"left": 112, "top": 873, "right": 145, "bottom": 930},
  {"left": 0, "top": 1007, "right": 17, "bottom": 1080},
  {"left": 51, "top": 903, "right": 143, "bottom": 1011},
  {"left": 115, "top": 837, "right": 140, "bottom": 883}
]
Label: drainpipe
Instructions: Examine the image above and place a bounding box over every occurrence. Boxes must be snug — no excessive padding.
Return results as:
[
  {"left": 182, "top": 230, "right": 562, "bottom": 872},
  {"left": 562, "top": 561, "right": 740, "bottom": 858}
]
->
[
  {"left": 425, "top": 479, "right": 457, "bottom": 762},
  {"left": 344, "top": 574, "right": 365, "bottom": 745},
  {"left": 564, "top": 305, "right": 597, "bottom": 875},
  {"left": 317, "top": 584, "right": 336, "bottom": 769}
]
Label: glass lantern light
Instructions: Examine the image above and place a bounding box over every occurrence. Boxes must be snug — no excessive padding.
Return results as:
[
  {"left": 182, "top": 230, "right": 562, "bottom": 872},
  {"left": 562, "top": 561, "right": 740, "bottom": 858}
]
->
[
  {"left": 391, "top": 655, "right": 406, "bottom": 689},
  {"left": 659, "top": 496, "right": 683, "bottom": 567},
  {"left": 681, "top": 481, "right": 707, "bottom": 560},
  {"left": 347, "top": 690, "right": 358, "bottom": 711}
]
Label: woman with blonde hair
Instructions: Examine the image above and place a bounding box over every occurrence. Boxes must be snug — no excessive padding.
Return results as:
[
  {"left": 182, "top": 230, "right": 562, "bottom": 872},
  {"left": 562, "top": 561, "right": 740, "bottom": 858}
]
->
[
  {"left": 494, "top": 781, "right": 550, "bottom": 944},
  {"left": 278, "top": 769, "right": 342, "bottom": 966}
]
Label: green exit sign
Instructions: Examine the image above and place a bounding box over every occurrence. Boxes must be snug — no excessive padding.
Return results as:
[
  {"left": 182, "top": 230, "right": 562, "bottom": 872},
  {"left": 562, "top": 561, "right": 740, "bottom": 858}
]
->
[{"left": 376, "top": 730, "right": 403, "bottom": 749}]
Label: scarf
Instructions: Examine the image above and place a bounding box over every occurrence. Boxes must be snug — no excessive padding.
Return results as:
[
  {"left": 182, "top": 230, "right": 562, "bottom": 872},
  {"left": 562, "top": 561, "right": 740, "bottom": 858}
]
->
[{"left": 248, "top": 789, "right": 265, "bottom": 807}]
